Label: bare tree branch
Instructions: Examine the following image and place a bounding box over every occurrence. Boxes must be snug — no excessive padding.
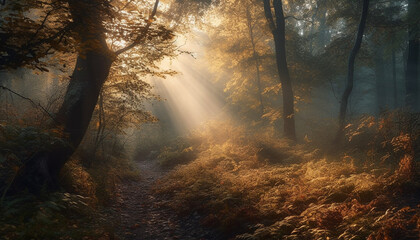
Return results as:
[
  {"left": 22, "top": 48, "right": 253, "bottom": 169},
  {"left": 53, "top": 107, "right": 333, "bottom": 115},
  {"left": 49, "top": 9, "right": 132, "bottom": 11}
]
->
[{"left": 0, "top": 85, "right": 58, "bottom": 123}]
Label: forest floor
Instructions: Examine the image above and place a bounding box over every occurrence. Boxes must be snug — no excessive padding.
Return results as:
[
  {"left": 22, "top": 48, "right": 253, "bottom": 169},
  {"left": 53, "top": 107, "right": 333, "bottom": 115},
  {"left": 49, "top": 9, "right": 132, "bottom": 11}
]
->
[{"left": 111, "top": 159, "right": 221, "bottom": 240}]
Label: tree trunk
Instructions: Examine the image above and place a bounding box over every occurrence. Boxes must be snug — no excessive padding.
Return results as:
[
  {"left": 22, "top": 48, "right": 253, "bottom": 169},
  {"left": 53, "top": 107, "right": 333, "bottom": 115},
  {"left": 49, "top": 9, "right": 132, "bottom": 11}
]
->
[
  {"left": 335, "top": 0, "right": 369, "bottom": 143},
  {"left": 263, "top": 0, "right": 296, "bottom": 140},
  {"left": 405, "top": 0, "right": 420, "bottom": 111},
  {"left": 246, "top": 5, "right": 264, "bottom": 116},
  {"left": 8, "top": 0, "right": 163, "bottom": 193},
  {"left": 11, "top": 0, "right": 114, "bottom": 193},
  {"left": 392, "top": 49, "right": 398, "bottom": 108},
  {"left": 374, "top": 44, "right": 386, "bottom": 114},
  {"left": 57, "top": 50, "right": 113, "bottom": 149}
]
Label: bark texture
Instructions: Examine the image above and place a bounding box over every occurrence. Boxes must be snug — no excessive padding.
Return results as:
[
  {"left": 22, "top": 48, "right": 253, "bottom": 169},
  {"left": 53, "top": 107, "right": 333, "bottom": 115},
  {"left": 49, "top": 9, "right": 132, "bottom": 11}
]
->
[
  {"left": 12, "top": 0, "right": 115, "bottom": 192},
  {"left": 263, "top": 0, "right": 296, "bottom": 140},
  {"left": 335, "top": 0, "right": 369, "bottom": 142}
]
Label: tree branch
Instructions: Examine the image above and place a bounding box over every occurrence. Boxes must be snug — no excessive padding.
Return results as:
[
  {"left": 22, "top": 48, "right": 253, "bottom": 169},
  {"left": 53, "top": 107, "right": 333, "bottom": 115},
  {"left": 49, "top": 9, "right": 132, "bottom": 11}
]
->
[
  {"left": 115, "top": 0, "right": 160, "bottom": 55},
  {"left": 0, "top": 85, "right": 58, "bottom": 123},
  {"left": 29, "top": 7, "right": 55, "bottom": 44}
]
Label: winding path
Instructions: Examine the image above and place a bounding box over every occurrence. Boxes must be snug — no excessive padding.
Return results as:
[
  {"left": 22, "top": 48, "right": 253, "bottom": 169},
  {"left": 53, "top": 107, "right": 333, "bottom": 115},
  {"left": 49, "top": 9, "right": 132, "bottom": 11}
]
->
[{"left": 112, "top": 160, "right": 220, "bottom": 240}]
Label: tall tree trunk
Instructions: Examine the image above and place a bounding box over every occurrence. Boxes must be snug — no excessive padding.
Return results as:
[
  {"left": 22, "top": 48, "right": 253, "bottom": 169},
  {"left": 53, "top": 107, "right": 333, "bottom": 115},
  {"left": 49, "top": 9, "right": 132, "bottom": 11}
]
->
[
  {"left": 9, "top": 0, "right": 161, "bottom": 193},
  {"left": 374, "top": 44, "right": 386, "bottom": 114},
  {"left": 263, "top": 0, "right": 296, "bottom": 140},
  {"left": 57, "top": 50, "right": 113, "bottom": 150},
  {"left": 335, "top": 0, "right": 369, "bottom": 142},
  {"left": 12, "top": 0, "right": 115, "bottom": 192},
  {"left": 405, "top": 0, "right": 420, "bottom": 111},
  {"left": 392, "top": 49, "right": 398, "bottom": 108},
  {"left": 246, "top": 5, "right": 264, "bottom": 116}
]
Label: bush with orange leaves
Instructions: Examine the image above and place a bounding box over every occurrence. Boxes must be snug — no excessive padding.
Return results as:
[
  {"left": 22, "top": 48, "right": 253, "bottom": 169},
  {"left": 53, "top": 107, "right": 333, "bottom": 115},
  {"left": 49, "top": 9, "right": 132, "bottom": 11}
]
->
[
  {"left": 154, "top": 120, "right": 419, "bottom": 240},
  {"left": 344, "top": 110, "right": 419, "bottom": 179}
]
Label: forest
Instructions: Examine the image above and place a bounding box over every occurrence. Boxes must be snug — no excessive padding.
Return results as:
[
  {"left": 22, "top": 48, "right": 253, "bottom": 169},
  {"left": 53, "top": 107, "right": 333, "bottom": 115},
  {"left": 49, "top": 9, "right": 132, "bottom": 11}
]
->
[{"left": 0, "top": 0, "right": 419, "bottom": 239}]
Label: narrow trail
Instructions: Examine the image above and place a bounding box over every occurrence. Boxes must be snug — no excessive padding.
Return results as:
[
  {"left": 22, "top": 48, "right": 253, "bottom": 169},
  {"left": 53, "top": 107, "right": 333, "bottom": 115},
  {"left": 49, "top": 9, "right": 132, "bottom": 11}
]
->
[{"left": 112, "top": 160, "right": 220, "bottom": 240}]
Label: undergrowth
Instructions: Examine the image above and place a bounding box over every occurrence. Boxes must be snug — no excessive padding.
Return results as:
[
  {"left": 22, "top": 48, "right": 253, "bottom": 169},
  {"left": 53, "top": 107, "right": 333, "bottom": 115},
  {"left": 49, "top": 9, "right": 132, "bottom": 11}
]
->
[
  {"left": 0, "top": 192, "right": 114, "bottom": 240},
  {"left": 154, "top": 117, "right": 419, "bottom": 240},
  {"left": 0, "top": 123, "right": 139, "bottom": 239}
]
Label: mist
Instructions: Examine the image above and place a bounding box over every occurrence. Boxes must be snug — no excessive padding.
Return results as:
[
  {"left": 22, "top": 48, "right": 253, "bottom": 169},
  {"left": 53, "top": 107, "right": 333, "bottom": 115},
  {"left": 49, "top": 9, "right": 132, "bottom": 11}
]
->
[{"left": 0, "top": 0, "right": 419, "bottom": 240}]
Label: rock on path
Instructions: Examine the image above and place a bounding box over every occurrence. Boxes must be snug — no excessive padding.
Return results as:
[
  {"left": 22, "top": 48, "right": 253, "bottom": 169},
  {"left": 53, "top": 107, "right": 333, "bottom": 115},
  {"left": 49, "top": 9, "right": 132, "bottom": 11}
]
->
[{"left": 112, "top": 160, "right": 220, "bottom": 240}]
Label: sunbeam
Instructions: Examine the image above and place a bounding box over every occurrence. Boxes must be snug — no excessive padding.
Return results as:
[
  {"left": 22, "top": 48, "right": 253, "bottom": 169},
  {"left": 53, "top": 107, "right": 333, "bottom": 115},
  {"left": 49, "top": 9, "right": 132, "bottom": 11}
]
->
[{"left": 148, "top": 31, "right": 225, "bottom": 134}]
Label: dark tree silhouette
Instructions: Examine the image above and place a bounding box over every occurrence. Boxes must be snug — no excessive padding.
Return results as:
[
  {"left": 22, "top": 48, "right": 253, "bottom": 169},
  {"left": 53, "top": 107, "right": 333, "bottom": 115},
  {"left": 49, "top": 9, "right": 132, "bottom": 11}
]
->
[
  {"left": 263, "top": 0, "right": 296, "bottom": 140},
  {"left": 1, "top": 0, "right": 173, "bottom": 192},
  {"left": 335, "top": 0, "right": 369, "bottom": 143}
]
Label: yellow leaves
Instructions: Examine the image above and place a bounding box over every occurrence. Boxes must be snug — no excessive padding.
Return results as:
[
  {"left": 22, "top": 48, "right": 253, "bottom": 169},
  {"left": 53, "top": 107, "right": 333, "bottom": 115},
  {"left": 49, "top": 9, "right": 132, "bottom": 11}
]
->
[
  {"left": 182, "top": 146, "right": 193, "bottom": 153},
  {"left": 346, "top": 116, "right": 377, "bottom": 142},
  {"left": 263, "top": 83, "right": 282, "bottom": 95},
  {"left": 390, "top": 133, "right": 412, "bottom": 152},
  {"left": 286, "top": 113, "right": 294, "bottom": 119},
  {"left": 262, "top": 109, "right": 282, "bottom": 124}
]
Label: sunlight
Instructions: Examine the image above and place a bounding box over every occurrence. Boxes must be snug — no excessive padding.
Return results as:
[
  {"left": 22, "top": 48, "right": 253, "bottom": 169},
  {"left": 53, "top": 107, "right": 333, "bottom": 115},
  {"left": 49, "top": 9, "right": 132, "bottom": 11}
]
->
[
  {"left": 1, "top": 1, "right": 418, "bottom": 239},
  {"left": 148, "top": 31, "right": 225, "bottom": 134}
]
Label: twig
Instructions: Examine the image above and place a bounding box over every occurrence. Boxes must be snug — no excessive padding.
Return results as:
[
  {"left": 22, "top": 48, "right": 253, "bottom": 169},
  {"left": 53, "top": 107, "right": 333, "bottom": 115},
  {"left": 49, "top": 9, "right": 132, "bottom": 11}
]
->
[{"left": 0, "top": 85, "right": 58, "bottom": 123}]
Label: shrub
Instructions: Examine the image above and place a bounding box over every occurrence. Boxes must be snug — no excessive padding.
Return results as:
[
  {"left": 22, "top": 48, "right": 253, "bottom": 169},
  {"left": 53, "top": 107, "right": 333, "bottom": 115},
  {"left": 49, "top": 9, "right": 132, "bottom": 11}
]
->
[
  {"left": 154, "top": 120, "right": 420, "bottom": 239},
  {"left": 0, "top": 192, "right": 114, "bottom": 240}
]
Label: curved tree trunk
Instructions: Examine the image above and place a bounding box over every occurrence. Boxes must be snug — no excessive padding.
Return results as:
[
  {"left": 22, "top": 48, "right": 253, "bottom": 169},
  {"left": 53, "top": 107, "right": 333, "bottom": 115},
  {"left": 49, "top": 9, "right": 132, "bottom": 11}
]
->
[
  {"left": 263, "top": 0, "right": 296, "bottom": 140},
  {"left": 335, "top": 0, "right": 369, "bottom": 143},
  {"left": 8, "top": 0, "right": 162, "bottom": 194},
  {"left": 12, "top": 0, "right": 115, "bottom": 193}
]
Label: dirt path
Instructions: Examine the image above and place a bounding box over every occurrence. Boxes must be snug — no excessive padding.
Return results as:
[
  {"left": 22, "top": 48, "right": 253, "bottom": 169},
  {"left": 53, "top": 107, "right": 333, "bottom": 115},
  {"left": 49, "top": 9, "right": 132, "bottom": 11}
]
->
[{"left": 112, "top": 160, "right": 220, "bottom": 240}]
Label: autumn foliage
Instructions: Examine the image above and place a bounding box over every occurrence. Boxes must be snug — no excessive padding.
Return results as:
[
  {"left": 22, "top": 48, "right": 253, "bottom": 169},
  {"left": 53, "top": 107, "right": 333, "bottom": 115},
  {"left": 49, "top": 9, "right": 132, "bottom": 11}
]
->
[{"left": 154, "top": 119, "right": 419, "bottom": 239}]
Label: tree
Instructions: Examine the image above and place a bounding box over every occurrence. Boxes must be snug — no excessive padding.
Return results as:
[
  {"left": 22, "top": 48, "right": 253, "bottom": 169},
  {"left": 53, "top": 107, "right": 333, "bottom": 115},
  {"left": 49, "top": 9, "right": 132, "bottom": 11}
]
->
[
  {"left": 206, "top": 0, "right": 278, "bottom": 122},
  {"left": 367, "top": 0, "right": 408, "bottom": 112},
  {"left": 263, "top": 0, "right": 296, "bottom": 140},
  {"left": 373, "top": 42, "right": 387, "bottom": 113},
  {"left": 335, "top": 0, "right": 369, "bottom": 142},
  {"left": 405, "top": 0, "right": 420, "bottom": 111},
  {"left": 245, "top": 2, "right": 265, "bottom": 116},
  {"left": 0, "top": 0, "right": 174, "bottom": 192}
]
